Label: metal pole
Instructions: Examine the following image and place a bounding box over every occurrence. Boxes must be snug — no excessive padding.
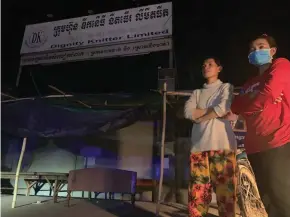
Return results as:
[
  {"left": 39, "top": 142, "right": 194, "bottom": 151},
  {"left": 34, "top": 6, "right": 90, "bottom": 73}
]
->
[
  {"left": 156, "top": 82, "right": 167, "bottom": 216},
  {"left": 16, "top": 65, "right": 23, "bottom": 87},
  {"left": 12, "top": 137, "right": 27, "bottom": 208},
  {"left": 169, "top": 49, "right": 174, "bottom": 68}
]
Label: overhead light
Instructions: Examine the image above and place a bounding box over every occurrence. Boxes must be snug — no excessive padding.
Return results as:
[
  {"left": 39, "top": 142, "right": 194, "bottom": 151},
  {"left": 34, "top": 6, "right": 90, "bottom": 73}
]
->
[
  {"left": 47, "top": 14, "right": 53, "bottom": 18},
  {"left": 88, "top": 10, "right": 94, "bottom": 14}
]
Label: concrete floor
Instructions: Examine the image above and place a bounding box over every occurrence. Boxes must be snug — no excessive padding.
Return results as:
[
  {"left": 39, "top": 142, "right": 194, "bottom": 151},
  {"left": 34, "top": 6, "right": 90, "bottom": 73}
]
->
[{"left": 1, "top": 195, "right": 241, "bottom": 217}]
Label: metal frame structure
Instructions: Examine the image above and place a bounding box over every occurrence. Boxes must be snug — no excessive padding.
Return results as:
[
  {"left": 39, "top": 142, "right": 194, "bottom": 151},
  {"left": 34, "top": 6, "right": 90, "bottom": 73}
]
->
[{"left": 11, "top": 4, "right": 175, "bottom": 212}]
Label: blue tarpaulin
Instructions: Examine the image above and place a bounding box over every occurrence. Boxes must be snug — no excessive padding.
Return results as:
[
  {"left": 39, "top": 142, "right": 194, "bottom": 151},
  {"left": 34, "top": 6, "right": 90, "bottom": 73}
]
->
[{"left": 1, "top": 99, "right": 148, "bottom": 138}]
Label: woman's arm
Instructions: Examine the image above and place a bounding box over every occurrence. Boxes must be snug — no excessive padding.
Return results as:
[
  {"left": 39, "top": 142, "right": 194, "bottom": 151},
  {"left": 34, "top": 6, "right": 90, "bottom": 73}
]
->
[
  {"left": 184, "top": 90, "right": 207, "bottom": 121},
  {"left": 195, "top": 108, "right": 218, "bottom": 123},
  {"left": 192, "top": 108, "right": 208, "bottom": 120},
  {"left": 243, "top": 58, "right": 290, "bottom": 114}
]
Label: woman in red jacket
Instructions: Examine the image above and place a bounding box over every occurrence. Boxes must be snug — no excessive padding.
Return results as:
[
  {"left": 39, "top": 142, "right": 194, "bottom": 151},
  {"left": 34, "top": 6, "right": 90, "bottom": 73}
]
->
[{"left": 231, "top": 34, "right": 290, "bottom": 217}]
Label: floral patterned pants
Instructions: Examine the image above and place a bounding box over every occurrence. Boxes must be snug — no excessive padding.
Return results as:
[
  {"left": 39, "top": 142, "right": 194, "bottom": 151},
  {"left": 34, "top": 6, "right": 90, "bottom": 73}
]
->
[{"left": 188, "top": 150, "right": 237, "bottom": 217}]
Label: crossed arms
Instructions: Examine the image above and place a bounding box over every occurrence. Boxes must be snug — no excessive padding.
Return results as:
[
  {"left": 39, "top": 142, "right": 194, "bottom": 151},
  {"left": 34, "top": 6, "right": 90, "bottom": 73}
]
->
[
  {"left": 231, "top": 58, "right": 290, "bottom": 115},
  {"left": 184, "top": 83, "right": 234, "bottom": 123}
]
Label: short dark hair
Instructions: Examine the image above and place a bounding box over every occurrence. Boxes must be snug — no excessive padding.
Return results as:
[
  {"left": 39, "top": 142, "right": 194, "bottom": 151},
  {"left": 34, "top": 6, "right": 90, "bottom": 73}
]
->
[
  {"left": 204, "top": 57, "right": 222, "bottom": 67},
  {"left": 251, "top": 34, "right": 277, "bottom": 48}
]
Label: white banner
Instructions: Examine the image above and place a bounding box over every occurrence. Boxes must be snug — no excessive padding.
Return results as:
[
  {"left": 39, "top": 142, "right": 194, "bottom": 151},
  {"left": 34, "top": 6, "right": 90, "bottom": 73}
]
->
[
  {"left": 20, "top": 2, "right": 172, "bottom": 54},
  {"left": 20, "top": 38, "right": 172, "bottom": 66}
]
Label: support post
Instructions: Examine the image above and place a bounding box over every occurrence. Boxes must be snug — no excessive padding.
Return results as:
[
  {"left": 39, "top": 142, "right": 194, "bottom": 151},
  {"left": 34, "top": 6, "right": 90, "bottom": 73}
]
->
[
  {"left": 16, "top": 65, "right": 23, "bottom": 87},
  {"left": 12, "top": 137, "right": 27, "bottom": 208},
  {"left": 156, "top": 82, "right": 167, "bottom": 216},
  {"left": 82, "top": 157, "right": 88, "bottom": 198},
  {"left": 169, "top": 49, "right": 174, "bottom": 68}
]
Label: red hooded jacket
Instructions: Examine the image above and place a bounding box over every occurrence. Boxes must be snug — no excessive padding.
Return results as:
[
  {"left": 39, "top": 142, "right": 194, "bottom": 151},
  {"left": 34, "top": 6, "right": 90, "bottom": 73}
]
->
[{"left": 231, "top": 58, "right": 290, "bottom": 154}]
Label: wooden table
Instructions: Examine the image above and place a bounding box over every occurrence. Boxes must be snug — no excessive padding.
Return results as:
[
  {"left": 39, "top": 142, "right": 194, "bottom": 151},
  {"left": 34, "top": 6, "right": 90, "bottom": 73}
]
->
[
  {"left": 1, "top": 172, "right": 68, "bottom": 203},
  {"left": 136, "top": 179, "right": 158, "bottom": 202}
]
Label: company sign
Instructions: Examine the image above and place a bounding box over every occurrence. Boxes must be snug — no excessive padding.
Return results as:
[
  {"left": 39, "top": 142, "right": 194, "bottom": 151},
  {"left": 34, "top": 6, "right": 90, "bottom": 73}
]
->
[
  {"left": 20, "top": 38, "right": 172, "bottom": 66},
  {"left": 20, "top": 2, "right": 172, "bottom": 54},
  {"left": 234, "top": 131, "right": 245, "bottom": 148}
]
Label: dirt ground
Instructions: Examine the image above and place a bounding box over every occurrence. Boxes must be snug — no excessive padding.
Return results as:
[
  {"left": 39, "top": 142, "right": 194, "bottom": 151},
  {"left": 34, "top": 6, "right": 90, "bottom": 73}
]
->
[{"left": 1, "top": 195, "right": 241, "bottom": 217}]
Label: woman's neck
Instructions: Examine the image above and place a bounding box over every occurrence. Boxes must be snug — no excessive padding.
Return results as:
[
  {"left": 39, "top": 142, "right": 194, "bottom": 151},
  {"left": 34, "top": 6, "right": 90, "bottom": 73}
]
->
[
  {"left": 259, "top": 63, "right": 271, "bottom": 75},
  {"left": 206, "top": 77, "right": 218, "bottom": 84}
]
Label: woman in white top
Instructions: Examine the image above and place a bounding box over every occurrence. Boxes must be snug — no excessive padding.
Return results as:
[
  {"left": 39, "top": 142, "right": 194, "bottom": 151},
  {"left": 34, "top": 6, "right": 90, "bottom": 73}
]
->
[{"left": 184, "top": 57, "right": 237, "bottom": 217}]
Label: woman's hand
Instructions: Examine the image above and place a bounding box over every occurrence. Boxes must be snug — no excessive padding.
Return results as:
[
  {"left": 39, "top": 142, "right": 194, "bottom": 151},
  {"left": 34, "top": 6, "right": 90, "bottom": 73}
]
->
[
  {"left": 194, "top": 117, "right": 203, "bottom": 124},
  {"left": 192, "top": 108, "right": 207, "bottom": 120},
  {"left": 274, "top": 93, "right": 283, "bottom": 104},
  {"left": 223, "top": 110, "right": 238, "bottom": 121},
  {"left": 194, "top": 108, "right": 217, "bottom": 123}
]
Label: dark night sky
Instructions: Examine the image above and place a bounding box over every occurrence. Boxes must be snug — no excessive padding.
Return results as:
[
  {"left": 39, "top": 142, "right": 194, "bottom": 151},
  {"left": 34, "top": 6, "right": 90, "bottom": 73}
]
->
[{"left": 2, "top": 0, "right": 290, "bottom": 96}]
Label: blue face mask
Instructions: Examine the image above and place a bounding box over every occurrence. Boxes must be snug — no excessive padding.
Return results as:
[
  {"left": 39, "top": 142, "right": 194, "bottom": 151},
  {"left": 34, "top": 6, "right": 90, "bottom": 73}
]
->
[{"left": 248, "top": 49, "right": 273, "bottom": 66}]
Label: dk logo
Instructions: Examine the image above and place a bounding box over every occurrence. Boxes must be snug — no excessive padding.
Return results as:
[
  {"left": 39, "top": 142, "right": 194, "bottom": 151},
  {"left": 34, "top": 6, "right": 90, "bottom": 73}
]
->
[{"left": 25, "top": 30, "right": 48, "bottom": 48}]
